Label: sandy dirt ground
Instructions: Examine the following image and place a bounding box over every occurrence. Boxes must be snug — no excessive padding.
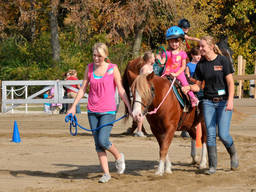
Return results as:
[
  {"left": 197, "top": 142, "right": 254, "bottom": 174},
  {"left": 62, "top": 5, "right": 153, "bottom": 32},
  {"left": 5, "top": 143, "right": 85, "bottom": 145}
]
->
[{"left": 0, "top": 100, "right": 256, "bottom": 192}]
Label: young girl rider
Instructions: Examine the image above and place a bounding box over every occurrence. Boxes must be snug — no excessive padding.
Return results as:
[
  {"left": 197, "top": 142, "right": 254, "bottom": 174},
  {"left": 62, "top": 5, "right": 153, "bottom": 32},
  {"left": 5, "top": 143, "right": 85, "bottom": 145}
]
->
[{"left": 157, "top": 26, "right": 199, "bottom": 107}]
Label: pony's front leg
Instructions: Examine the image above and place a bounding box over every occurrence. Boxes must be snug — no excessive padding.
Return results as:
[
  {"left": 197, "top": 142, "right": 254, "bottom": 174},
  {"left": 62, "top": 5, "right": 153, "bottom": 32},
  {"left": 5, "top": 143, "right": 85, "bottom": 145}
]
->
[
  {"left": 165, "top": 154, "right": 172, "bottom": 174},
  {"left": 155, "top": 160, "right": 165, "bottom": 176},
  {"left": 199, "top": 142, "right": 207, "bottom": 169},
  {"left": 155, "top": 132, "right": 173, "bottom": 176}
]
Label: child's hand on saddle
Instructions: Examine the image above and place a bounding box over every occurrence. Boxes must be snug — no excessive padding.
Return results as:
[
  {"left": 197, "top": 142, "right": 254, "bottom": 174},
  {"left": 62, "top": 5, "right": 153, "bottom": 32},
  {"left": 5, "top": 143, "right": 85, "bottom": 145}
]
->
[
  {"left": 181, "top": 86, "right": 190, "bottom": 94},
  {"left": 170, "top": 73, "right": 177, "bottom": 77}
]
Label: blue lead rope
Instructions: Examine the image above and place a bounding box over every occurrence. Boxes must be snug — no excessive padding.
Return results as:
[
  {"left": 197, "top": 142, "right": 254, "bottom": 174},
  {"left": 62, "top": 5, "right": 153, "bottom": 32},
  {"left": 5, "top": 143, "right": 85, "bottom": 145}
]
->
[{"left": 65, "top": 113, "right": 127, "bottom": 136}]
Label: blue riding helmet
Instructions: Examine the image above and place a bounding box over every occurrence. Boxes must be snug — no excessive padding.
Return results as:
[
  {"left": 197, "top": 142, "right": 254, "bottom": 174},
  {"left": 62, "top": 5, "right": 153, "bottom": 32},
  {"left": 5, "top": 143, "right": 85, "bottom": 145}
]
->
[{"left": 165, "top": 26, "right": 185, "bottom": 40}]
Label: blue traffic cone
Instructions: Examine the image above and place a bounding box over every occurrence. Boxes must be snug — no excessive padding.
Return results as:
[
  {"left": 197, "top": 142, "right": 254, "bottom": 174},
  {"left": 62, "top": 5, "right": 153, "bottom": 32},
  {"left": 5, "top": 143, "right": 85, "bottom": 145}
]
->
[{"left": 12, "top": 121, "right": 21, "bottom": 143}]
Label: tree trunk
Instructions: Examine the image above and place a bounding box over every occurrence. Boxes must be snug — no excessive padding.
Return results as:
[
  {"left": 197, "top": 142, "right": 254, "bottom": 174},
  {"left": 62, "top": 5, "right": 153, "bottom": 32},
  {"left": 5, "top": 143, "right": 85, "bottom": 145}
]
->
[
  {"left": 50, "top": 0, "right": 60, "bottom": 64},
  {"left": 132, "top": 26, "right": 144, "bottom": 58},
  {"left": 30, "top": 0, "right": 36, "bottom": 41}
]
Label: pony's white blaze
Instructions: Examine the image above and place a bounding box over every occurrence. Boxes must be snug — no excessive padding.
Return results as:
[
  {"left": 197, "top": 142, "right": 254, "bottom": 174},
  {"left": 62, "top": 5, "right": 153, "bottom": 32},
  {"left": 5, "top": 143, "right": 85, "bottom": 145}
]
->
[{"left": 132, "top": 90, "right": 142, "bottom": 121}]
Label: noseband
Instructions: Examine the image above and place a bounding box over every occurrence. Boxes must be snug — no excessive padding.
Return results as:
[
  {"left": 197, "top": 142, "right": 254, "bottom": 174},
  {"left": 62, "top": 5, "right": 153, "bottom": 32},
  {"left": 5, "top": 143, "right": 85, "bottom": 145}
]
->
[{"left": 133, "top": 82, "right": 155, "bottom": 116}]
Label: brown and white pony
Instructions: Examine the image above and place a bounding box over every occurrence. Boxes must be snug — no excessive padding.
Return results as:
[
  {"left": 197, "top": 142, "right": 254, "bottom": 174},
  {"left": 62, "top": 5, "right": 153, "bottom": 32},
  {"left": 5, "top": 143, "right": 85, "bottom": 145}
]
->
[
  {"left": 122, "top": 57, "right": 148, "bottom": 134},
  {"left": 127, "top": 72, "right": 207, "bottom": 175}
]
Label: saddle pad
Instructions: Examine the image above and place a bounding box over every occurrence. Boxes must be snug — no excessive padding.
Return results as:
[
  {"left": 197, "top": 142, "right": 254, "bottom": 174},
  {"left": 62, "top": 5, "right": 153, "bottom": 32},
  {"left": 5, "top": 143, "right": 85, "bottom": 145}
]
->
[{"left": 172, "top": 85, "right": 185, "bottom": 108}]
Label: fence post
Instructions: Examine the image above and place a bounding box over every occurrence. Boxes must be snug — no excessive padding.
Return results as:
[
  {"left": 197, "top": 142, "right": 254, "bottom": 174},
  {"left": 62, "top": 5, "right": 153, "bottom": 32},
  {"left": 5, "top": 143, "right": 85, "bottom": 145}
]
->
[
  {"left": 254, "top": 62, "right": 256, "bottom": 99},
  {"left": 0, "top": 80, "right": 2, "bottom": 112},
  {"left": 237, "top": 55, "right": 243, "bottom": 99},
  {"left": 11, "top": 87, "right": 14, "bottom": 113},
  {"left": 25, "top": 85, "right": 28, "bottom": 113}
]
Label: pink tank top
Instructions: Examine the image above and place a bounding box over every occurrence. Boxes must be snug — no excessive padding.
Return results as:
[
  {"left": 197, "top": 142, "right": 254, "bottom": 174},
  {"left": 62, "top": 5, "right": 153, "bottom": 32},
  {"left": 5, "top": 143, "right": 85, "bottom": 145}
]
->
[
  {"left": 163, "top": 50, "right": 187, "bottom": 74},
  {"left": 87, "top": 63, "right": 116, "bottom": 113}
]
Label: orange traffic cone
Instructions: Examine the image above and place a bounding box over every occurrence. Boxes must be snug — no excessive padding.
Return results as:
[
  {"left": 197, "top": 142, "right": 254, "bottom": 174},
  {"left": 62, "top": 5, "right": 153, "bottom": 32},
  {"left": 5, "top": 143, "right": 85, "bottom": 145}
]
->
[{"left": 196, "top": 123, "right": 202, "bottom": 148}]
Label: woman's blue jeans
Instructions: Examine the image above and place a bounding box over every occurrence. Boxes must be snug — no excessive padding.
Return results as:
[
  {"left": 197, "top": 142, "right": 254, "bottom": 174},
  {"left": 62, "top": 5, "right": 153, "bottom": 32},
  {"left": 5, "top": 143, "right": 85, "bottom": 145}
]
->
[
  {"left": 88, "top": 113, "right": 116, "bottom": 152},
  {"left": 202, "top": 99, "right": 233, "bottom": 148}
]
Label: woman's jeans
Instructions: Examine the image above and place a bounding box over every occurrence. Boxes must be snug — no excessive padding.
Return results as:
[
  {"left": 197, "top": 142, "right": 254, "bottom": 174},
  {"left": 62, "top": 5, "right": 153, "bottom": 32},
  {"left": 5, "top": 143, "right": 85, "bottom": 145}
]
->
[
  {"left": 88, "top": 113, "right": 116, "bottom": 152},
  {"left": 203, "top": 99, "right": 233, "bottom": 148}
]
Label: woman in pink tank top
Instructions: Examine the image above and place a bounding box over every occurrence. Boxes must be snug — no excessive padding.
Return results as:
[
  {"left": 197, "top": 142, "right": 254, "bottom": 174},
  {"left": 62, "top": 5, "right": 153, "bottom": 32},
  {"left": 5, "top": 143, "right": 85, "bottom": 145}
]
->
[{"left": 67, "top": 43, "right": 132, "bottom": 183}]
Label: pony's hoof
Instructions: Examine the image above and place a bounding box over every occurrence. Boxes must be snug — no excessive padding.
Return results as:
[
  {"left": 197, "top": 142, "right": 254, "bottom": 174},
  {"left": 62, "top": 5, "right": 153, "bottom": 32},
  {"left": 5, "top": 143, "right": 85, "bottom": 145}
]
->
[
  {"left": 199, "top": 164, "right": 207, "bottom": 169},
  {"left": 165, "top": 169, "right": 172, "bottom": 174},
  {"left": 155, "top": 171, "right": 164, "bottom": 176}
]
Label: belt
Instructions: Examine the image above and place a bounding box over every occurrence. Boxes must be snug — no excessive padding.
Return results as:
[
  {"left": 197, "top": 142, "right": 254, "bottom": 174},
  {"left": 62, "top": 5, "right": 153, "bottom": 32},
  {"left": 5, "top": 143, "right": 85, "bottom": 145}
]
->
[{"left": 205, "top": 96, "right": 228, "bottom": 102}]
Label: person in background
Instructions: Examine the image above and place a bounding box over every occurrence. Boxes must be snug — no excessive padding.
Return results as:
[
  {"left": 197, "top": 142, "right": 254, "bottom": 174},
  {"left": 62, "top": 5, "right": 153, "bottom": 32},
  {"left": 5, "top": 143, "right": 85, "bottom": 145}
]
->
[
  {"left": 67, "top": 42, "right": 133, "bottom": 183},
  {"left": 193, "top": 35, "right": 238, "bottom": 175},
  {"left": 43, "top": 90, "right": 51, "bottom": 113},
  {"left": 60, "top": 72, "right": 70, "bottom": 114},
  {"left": 185, "top": 46, "right": 201, "bottom": 78},
  {"left": 66, "top": 69, "right": 81, "bottom": 113},
  {"left": 133, "top": 51, "right": 155, "bottom": 137},
  {"left": 178, "top": 18, "right": 200, "bottom": 50},
  {"left": 181, "top": 46, "right": 202, "bottom": 138},
  {"left": 49, "top": 85, "right": 62, "bottom": 114}
]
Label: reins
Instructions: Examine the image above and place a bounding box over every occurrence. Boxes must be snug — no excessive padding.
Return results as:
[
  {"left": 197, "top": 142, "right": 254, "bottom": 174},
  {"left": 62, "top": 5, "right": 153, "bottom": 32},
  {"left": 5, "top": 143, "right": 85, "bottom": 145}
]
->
[
  {"left": 146, "top": 77, "right": 176, "bottom": 115},
  {"left": 65, "top": 113, "right": 127, "bottom": 136}
]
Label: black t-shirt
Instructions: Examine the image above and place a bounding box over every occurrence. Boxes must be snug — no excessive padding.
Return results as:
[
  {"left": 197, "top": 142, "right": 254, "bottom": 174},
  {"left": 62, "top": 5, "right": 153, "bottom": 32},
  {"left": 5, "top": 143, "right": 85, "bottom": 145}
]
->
[{"left": 193, "top": 55, "right": 234, "bottom": 98}]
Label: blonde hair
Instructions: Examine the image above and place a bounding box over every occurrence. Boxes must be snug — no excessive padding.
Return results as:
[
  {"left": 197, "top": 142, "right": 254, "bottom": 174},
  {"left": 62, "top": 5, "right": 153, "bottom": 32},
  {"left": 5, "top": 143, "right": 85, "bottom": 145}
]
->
[
  {"left": 92, "top": 43, "right": 109, "bottom": 58},
  {"left": 168, "top": 38, "right": 185, "bottom": 51},
  {"left": 201, "top": 36, "right": 223, "bottom": 55}
]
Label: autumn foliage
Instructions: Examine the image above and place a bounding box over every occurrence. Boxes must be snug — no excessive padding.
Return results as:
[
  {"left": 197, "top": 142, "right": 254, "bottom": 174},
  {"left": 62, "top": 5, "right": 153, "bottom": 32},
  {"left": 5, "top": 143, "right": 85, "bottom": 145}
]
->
[{"left": 0, "top": 0, "right": 255, "bottom": 80}]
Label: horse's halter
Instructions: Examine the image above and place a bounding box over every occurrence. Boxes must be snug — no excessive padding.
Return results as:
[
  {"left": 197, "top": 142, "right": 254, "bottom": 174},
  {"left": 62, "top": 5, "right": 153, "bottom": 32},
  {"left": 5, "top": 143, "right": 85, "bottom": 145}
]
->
[{"left": 132, "top": 82, "right": 155, "bottom": 116}]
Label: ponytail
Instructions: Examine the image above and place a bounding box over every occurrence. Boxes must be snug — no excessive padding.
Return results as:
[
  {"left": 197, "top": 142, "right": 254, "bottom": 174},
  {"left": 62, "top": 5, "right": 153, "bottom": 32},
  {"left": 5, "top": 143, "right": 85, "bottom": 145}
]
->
[{"left": 213, "top": 44, "right": 223, "bottom": 55}]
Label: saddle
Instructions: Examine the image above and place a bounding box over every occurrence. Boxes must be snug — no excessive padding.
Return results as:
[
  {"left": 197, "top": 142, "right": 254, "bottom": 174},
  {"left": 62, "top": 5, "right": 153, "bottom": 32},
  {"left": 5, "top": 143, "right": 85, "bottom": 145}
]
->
[{"left": 165, "top": 75, "right": 195, "bottom": 112}]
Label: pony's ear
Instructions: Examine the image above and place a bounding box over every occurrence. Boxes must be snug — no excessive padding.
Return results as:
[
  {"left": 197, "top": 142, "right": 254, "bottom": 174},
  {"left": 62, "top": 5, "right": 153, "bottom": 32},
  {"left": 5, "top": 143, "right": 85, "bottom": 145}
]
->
[
  {"left": 128, "top": 70, "right": 137, "bottom": 83},
  {"left": 146, "top": 71, "right": 154, "bottom": 81}
]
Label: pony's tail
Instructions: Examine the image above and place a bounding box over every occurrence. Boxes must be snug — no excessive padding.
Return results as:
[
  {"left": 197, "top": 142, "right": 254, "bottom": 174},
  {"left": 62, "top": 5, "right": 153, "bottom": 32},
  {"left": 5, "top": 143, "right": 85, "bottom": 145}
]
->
[{"left": 122, "top": 66, "right": 131, "bottom": 119}]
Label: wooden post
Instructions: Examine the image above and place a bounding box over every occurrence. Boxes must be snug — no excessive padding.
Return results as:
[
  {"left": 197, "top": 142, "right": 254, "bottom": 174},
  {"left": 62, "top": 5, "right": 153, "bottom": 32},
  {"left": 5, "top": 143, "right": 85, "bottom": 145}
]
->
[
  {"left": 0, "top": 80, "right": 2, "bottom": 112},
  {"left": 254, "top": 62, "right": 256, "bottom": 99},
  {"left": 242, "top": 59, "right": 246, "bottom": 98},
  {"left": 237, "top": 55, "right": 243, "bottom": 99}
]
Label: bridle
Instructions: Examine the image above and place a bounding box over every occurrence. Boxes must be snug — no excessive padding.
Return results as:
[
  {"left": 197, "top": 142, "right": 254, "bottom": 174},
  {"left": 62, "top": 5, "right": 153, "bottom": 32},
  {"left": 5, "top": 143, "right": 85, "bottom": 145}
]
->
[
  {"left": 133, "top": 77, "right": 176, "bottom": 116},
  {"left": 132, "top": 82, "right": 155, "bottom": 116}
]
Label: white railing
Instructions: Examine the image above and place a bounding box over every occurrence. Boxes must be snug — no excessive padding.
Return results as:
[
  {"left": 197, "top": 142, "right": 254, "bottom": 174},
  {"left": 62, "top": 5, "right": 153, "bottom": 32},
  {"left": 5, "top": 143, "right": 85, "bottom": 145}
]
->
[{"left": 1, "top": 80, "right": 87, "bottom": 113}]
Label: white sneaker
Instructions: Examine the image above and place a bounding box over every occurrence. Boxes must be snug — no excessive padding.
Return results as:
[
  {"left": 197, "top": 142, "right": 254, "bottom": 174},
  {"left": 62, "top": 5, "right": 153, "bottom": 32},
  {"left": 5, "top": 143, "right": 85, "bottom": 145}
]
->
[
  {"left": 98, "top": 173, "right": 111, "bottom": 183},
  {"left": 115, "top": 153, "right": 125, "bottom": 174},
  {"left": 134, "top": 131, "right": 146, "bottom": 137}
]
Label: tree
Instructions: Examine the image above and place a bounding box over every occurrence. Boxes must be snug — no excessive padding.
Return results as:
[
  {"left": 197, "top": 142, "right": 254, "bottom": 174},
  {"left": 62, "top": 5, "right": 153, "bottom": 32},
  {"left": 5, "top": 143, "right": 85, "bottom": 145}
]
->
[{"left": 50, "top": 0, "right": 60, "bottom": 63}]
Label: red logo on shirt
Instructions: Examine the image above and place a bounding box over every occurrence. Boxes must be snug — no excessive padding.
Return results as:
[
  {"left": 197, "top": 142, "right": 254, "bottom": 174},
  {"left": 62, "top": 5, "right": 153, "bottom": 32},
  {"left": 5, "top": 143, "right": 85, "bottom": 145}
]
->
[{"left": 214, "top": 66, "right": 223, "bottom": 71}]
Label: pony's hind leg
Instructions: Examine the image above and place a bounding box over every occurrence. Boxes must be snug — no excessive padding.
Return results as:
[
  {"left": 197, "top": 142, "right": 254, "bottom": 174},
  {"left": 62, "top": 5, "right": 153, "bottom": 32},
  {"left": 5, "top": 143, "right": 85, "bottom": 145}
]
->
[
  {"left": 191, "top": 139, "right": 197, "bottom": 164},
  {"left": 199, "top": 142, "right": 207, "bottom": 169}
]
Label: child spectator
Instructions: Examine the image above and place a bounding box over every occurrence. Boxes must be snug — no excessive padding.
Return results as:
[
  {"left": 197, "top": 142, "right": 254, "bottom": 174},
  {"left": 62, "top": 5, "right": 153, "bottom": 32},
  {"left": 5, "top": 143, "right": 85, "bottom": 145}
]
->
[
  {"left": 178, "top": 18, "right": 200, "bottom": 50},
  {"left": 43, "top": 90, "right": 51, "bottom": 113}
]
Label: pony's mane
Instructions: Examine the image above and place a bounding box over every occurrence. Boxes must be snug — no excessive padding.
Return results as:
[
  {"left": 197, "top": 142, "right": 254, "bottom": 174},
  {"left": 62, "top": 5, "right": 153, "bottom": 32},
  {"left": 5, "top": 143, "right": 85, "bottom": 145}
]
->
[{"left": 131, "top": 74, "right": 153, "bottom": 105}]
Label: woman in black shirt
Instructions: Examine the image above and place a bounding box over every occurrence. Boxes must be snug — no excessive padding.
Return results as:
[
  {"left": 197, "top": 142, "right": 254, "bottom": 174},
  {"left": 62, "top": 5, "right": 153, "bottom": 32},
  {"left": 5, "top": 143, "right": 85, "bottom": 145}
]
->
[{"left": 194, "top": 36, "right": 239, "bottom": 174}]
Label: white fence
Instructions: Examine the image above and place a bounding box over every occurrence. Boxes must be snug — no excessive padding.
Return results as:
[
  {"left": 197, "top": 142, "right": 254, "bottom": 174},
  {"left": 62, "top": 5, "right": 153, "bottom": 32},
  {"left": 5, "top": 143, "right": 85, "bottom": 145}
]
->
[{"left": 1, "top": 80, "right": 87, "bottom": 113}]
